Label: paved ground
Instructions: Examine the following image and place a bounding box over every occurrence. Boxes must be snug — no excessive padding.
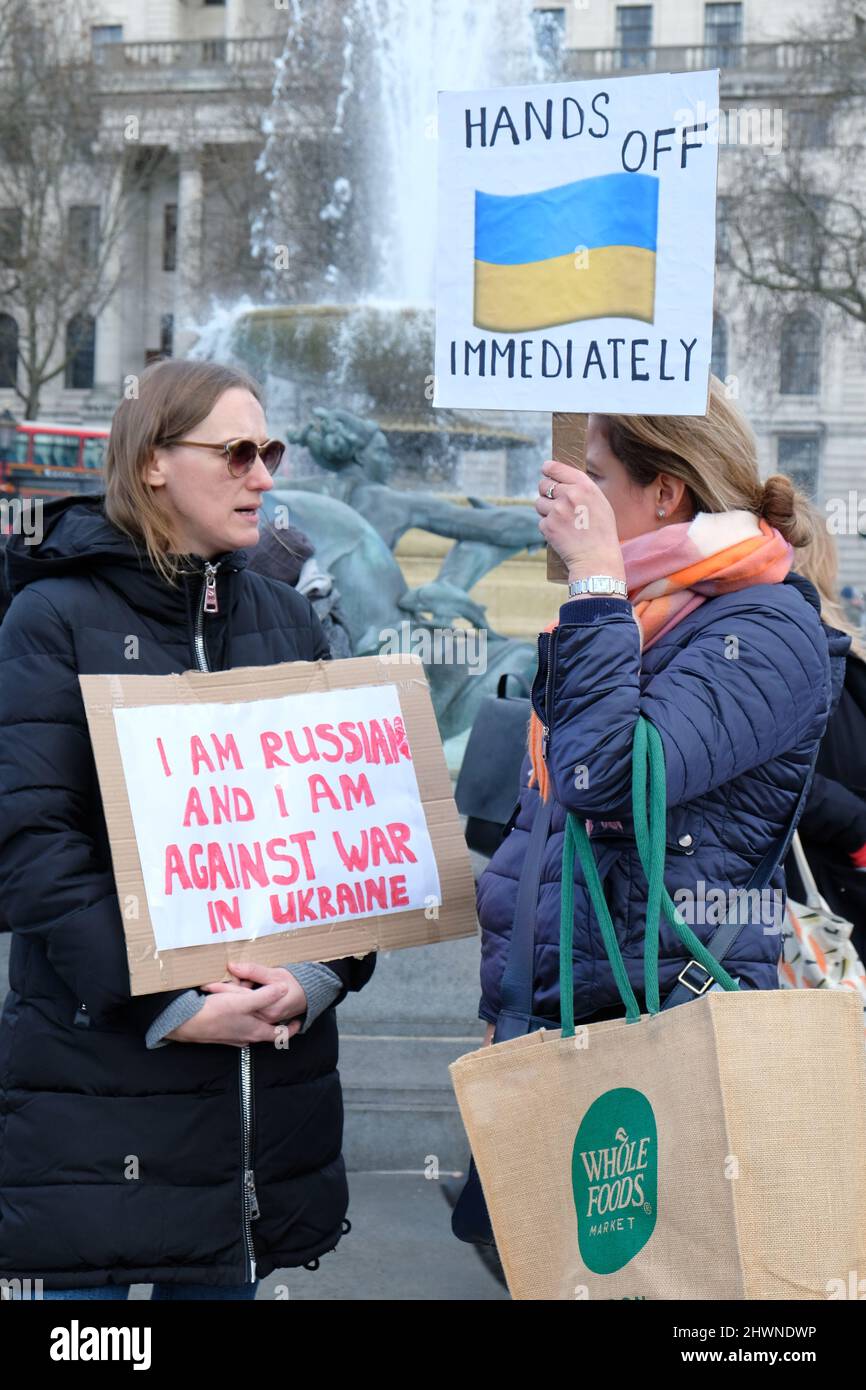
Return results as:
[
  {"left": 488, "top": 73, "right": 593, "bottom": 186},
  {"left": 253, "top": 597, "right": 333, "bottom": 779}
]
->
[
  {"left": 0, "top": 935, "right": 508, "bottom": 1300},
  {"left": 127, "top": 1174, "right": 507, "bottom": 1301}
]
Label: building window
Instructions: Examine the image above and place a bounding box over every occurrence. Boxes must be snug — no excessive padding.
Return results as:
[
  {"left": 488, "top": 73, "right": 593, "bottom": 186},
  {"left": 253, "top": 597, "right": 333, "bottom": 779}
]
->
[
  {"left": 616, "top": 6, "right": 653, "bottom": 68},
  {"left": 91, "top": 24, "right": 123, "bottom": 46},
  {"left": 91, "top": 24, "right": 123, "bottom": 62},
  {"left": 711, "top": 315, "right": 728, "bottom": 381},
  {"left": 780, "top": 312, "right": 820, "bottom": 396},
  {"left": 777, "top": 435, "right": 820, "bottom": 498},
  {"left": 787, "top": 108, "right": 832, "bottom": 149},
  {"left": 65, "top": 314, "right": 95, "bottom": 390},
  {"left": 0, "top": 314, "right": 18, "bottom": 389},
  {"left": 160, "top": 313, "right": 174, "bottom": 358},
  {"left": 163, "top": 204, "right": 177, "bottom": 272},
  {"left": 704, "top": 3, "right": 743, "bottom": 67},
  {"left": 0, "top": 207, "right": 23, "bottom": 265},
  {"left": 68, "top": 206, "right": 100, "bottom": 270},
  {"left": 204, "top": 0, "right": 227, "bottom": 5},
  {"left": 784, "top": 194, "right": 827, "bottom": 275},
  {"left": 531, "top": 8, "right": 566, "bottom": 63}
]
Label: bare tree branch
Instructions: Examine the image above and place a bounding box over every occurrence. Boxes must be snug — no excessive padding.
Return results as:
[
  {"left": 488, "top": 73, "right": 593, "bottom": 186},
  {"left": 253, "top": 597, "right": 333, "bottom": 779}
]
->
[
  {"left": 0, "top": 0, "right": 156, "bottom": 414},
  {"left": 723, "top": 0, "right": 866, "bottom": 327}
]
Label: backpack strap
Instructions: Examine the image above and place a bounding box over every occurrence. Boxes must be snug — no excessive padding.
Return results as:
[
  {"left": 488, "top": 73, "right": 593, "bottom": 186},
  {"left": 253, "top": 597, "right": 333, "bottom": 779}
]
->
[{"left": 497, "top": 793, "right": 554, "bottom": 1029}]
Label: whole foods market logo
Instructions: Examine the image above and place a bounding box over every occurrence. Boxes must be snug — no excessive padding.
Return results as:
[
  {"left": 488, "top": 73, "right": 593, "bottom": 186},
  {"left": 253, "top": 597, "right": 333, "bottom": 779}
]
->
[{"left": 571, "top": 1087, "right": 657, "bottom": 1275}]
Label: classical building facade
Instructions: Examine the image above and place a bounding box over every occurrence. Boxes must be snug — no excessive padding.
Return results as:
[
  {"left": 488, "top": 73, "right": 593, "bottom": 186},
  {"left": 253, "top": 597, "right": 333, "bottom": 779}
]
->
[
  {"left": 1, "top": 0, "right": 863, "bottom": 581},
  {"left": 533, "top": 0, "right": 866, "bottom": 582},
  {"left": 0, "top": 0, "right": 282, "bottom": 420}
]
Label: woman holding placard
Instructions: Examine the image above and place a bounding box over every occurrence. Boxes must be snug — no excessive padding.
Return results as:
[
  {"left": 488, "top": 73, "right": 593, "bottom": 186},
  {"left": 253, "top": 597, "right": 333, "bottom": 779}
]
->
[
  {"left": 476, "top": 376, "right": 849, "bottom": 1037},
  {"left": 0, "top": 359, "right": 374, "bottom": 1298}
]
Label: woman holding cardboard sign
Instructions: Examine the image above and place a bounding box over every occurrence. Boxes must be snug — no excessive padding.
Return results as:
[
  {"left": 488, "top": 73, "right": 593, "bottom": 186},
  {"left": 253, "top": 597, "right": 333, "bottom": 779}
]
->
[
  {"left": 0, "top": 359, "right": 374, "bottom": 1298},
  {"left": 476, "top": 377, "right": 849, "bottom": 1038}
]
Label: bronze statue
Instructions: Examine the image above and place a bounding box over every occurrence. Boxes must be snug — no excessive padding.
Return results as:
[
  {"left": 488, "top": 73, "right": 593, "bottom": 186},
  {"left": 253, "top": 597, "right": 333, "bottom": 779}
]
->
[
  {"left": 287, "top": 407, "right": 541, "bottom": 627},
  {"left": 265, "top": 407, "right": 541, "bottom": 740}
]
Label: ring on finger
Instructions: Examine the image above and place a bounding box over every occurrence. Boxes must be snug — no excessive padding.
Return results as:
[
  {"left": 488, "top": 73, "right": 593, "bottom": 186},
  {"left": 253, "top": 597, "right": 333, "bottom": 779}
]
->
[{"left": 545, "top": 482, "right": 557, "bottom": 500}]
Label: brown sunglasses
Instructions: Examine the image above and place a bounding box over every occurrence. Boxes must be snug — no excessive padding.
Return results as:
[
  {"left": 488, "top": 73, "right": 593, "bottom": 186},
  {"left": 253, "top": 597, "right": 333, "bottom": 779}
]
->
[{"left": 169, "top": 436, "right": 286, "bottom": 478}]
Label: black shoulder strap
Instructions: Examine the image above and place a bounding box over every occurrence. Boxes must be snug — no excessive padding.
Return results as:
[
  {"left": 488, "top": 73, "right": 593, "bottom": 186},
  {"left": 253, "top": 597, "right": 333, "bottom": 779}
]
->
[
  {"left": 498, "top": 793, "right": 554, "bottom": 1019},
  {"left": 661, "top": 744, "right": 820, "bottom": 1010}
]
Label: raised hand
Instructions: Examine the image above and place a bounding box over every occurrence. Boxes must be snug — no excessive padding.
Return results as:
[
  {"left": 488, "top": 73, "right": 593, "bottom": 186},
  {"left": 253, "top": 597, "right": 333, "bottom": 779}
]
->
[{"left": 535, "top": 458, "right": 624, "bottom": 582}]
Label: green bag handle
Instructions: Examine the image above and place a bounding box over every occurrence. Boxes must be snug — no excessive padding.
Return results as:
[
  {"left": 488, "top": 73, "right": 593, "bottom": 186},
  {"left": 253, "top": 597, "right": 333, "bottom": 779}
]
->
[
  {"left": 635, "top": 719, "right": 739, "bottom": 1001},
  {"left": 560, "top": 715, "right": 738, "bottom": 1039}
]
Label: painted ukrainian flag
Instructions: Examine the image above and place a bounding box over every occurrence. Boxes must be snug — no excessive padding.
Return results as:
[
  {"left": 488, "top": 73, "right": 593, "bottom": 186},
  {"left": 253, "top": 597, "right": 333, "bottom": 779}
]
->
[{"left": 473, "top": 171, "right": 659, "bottom": 333}]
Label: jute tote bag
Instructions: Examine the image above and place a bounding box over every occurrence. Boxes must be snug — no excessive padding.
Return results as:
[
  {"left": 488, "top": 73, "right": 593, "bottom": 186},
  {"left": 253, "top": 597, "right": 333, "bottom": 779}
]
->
[{"left": 451, "top": 719, "right": 866, "bottom": 1300}]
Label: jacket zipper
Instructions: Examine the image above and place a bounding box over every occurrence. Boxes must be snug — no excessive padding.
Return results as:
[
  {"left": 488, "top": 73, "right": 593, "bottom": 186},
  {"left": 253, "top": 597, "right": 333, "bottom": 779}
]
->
[
  {"left": 194, "top": 561, "right": 220, "bottom": 669},
  {"left": 239, "top": 1042, "right": 259, "bottom": 1282},
  {"left": 541, "top": 628, "right": 558, "bottom": 762},
  {"left": 192, "top": 560, "right": 259, "bottom": 1283}
]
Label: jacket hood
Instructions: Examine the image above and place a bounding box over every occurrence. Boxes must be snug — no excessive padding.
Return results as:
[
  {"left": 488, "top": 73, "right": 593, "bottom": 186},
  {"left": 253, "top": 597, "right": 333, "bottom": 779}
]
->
[{"left": 4, "top": 493, "right": 249, "bottom": 604}]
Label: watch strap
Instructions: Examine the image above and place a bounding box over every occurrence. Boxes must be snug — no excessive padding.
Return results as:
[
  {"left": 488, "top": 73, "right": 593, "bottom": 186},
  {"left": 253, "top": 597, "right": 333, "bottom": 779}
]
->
[{"left": 567, "top": 575, "right": 628, "bottom": 599}]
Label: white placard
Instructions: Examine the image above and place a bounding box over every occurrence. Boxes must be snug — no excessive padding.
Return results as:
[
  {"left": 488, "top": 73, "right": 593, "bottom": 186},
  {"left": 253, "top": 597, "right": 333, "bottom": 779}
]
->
[
  {"left": 112, "top": 684, "right": 441, "bottom": 952},
  {"left": 434, "top": 69, "right": 720, "bottom": 414}
]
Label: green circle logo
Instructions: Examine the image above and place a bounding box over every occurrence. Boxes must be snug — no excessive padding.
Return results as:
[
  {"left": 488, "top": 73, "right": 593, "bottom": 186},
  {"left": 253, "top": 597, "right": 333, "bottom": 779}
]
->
[{"left": 571, "top": 1087, "right": 658, "bottom": 1275}]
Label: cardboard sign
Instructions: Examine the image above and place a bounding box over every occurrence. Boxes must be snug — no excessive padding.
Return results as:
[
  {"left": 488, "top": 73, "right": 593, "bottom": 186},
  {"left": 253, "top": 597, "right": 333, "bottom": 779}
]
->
[
  {"left": 79, "top": 656, "right": 478, "bottom": 995},
  {"left": 434, "top": 69, "right": 720, "bottom": 415}
]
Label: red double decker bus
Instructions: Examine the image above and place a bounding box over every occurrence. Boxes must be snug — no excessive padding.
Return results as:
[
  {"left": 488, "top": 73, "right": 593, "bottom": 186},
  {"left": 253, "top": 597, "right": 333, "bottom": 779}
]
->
[{"left": 0, "top": 421, "right": 109, "bottom": 499}]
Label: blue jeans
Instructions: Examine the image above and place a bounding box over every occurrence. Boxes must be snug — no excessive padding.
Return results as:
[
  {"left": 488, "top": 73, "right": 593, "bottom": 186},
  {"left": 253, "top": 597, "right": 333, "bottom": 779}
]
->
[{"left": 31, "top": 1281, "right": 259, "bottom": 1301}]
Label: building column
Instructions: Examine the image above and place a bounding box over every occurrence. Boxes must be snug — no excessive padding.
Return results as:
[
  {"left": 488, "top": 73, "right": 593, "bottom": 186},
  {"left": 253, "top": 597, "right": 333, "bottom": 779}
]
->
[
  {"left": 174, "top": 144, "right": 204, "bottom": 357},
  {"left": 94, "top": 153, "right": 135, "bottom": 405}
]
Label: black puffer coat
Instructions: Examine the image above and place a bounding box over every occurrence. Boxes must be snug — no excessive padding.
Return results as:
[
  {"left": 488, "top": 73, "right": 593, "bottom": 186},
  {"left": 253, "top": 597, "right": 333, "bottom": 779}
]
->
[
  {"left": 0, "top": 495, "right": 374, "bottom": 1289},
  {"left": 784, "top": 653, "right": 866, "bottom": 950}
]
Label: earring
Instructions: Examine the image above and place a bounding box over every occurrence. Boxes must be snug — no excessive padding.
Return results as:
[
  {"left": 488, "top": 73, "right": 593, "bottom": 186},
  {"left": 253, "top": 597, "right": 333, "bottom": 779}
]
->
[{"left": 656, "top": 507, "right": 666, "bottom": 519}]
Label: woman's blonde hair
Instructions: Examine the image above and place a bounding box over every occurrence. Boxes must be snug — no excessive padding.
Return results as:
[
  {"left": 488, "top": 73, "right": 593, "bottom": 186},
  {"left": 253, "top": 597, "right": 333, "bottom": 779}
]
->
[
  {"left": 601, "top": 374, "right": 818, "bottom": 549},
  {"left": 103, "top": 358, "right": 265, "bottom": 584},
  {"left": 794, "top": 520, "right": 866, "bottom": 661}
]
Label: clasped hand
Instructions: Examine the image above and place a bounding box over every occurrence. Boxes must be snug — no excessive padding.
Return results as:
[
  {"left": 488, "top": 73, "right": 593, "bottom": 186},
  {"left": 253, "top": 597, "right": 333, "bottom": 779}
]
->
[{"left": 166, "top": 960, "right": 307, "bottom": 1047}]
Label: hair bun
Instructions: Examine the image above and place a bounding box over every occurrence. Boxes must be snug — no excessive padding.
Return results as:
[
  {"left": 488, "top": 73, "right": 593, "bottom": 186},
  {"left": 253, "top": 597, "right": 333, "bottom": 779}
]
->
[{"left": 760, "top": 473, "right": 817, "bottom": 548}]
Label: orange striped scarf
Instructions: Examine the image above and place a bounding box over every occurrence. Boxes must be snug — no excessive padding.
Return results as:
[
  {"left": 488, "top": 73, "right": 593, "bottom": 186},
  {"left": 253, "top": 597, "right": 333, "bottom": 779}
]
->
[{"left": 529, "top": 512, "right": 794, "bottom": 801}]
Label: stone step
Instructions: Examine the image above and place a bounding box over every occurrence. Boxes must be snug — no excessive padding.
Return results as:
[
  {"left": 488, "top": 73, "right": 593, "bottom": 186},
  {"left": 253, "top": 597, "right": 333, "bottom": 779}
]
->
[
  {"left": 335, "top": 933, "right": 485, "bottom": 1170},
  {"left": 339, "top": 1032, "right": 479, "bottom": 1171}
]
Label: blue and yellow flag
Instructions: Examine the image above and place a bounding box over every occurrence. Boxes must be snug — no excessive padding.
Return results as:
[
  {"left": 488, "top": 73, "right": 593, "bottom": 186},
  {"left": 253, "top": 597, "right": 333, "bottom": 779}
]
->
[{"left": 473, "top": 172, "right": 659, "bottom": 333}]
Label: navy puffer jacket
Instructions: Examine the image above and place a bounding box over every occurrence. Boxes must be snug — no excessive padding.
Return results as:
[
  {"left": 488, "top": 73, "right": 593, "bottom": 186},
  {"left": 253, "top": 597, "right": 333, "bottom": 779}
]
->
[
  {"left": 0, "top": 495, "right": 374, "bottom": 1290},
  {"left": 478, "top": 575, "right": 849, "bottom": 1024}
]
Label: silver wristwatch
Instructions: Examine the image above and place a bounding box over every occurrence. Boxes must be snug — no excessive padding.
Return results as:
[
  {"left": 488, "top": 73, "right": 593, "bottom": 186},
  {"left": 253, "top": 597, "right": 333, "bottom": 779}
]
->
[{"left": 567, "top": 574, "right": 628, "bottom": 599}]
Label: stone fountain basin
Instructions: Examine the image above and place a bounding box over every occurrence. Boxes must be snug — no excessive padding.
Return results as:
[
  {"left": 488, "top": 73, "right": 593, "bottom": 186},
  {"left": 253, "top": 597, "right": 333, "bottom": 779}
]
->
[{"left": 229, "top": 302, "right": 533, "bottom": 451}]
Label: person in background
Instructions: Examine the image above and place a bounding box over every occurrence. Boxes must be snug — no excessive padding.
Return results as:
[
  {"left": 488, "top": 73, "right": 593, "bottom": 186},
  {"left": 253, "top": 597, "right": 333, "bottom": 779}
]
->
[
  {"left": 786, "top": 524, "right": 866, "bottom": 951},
  {"left": 247, "top": 516, "right": 352, "bottom": 658},
  {"left": 839, "top": 584, "right": 865, "bottom": 636},
  {"left": 0, "top": 359, "right": 374, "bottom": 1299}
]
